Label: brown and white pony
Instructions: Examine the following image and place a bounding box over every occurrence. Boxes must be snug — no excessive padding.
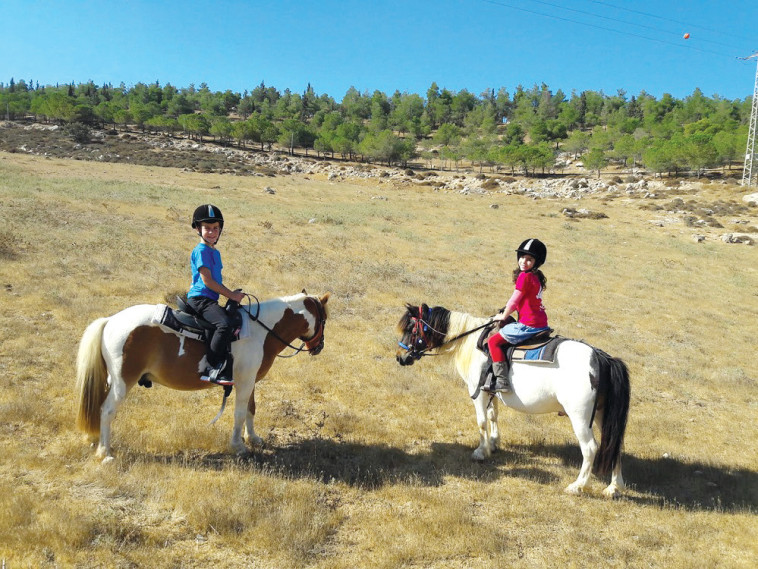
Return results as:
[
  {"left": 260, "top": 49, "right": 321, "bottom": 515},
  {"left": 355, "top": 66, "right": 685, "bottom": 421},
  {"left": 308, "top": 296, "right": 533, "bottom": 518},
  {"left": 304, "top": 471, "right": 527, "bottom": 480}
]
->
[{"left": 75, "top": 292, "right": 329, "bottom": 461}]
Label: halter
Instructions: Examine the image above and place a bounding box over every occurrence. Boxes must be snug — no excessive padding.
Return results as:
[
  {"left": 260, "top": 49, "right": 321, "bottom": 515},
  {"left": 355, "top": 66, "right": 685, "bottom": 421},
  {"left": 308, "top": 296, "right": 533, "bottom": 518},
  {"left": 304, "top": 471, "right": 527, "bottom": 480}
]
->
[
  {"left": 398, "top": 305, "right": 494, "bottom": 363},
  {"left": 242, "top": 294, "right": 326, "bottom": 357}
]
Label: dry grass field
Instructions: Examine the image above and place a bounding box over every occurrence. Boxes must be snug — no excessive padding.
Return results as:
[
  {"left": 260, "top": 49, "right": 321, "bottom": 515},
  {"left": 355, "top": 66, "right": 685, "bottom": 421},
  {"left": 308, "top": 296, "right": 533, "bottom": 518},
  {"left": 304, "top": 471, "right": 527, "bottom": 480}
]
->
[{"left": 1, "top": 149, "right": 757, "bottom": 568}]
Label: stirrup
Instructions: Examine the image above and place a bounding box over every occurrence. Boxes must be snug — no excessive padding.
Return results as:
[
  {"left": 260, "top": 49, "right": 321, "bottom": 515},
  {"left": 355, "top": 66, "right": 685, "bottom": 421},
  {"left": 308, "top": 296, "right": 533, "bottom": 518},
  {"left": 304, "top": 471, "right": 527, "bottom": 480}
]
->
[
  {"left": 200, "top": 360, "right": 233, "bottom": 386},
  {"left": 485, "top": 380, "right": 511, "bottom": 393},
  {"left": 200, "top": 375, "right": 234, "bottom": 387}
]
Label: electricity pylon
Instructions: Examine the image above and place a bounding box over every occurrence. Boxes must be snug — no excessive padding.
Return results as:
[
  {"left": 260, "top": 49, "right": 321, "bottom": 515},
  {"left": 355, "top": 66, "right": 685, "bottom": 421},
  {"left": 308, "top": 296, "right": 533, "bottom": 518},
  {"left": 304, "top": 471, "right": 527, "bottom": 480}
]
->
[{"left": 742, "top": 53, "right": 758, "bottom": 188}]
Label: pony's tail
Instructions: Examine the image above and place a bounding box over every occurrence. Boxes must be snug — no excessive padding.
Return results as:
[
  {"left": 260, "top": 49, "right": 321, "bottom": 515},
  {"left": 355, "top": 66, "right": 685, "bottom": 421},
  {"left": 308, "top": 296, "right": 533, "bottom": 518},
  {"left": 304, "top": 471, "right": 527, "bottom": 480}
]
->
[
  {"left": 75, "top": 317, "right": 110, "bottom": 436},
  {"left": 592, "top": 349, "right": 630, "bottom": 476}
]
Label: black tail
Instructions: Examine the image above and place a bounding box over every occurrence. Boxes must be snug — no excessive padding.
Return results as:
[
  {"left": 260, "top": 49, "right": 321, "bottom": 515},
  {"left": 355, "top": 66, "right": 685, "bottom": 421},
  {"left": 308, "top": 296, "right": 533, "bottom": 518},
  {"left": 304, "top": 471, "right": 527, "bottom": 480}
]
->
[{"left": 592, "top": 349, "right": 630, "bottom": 476}]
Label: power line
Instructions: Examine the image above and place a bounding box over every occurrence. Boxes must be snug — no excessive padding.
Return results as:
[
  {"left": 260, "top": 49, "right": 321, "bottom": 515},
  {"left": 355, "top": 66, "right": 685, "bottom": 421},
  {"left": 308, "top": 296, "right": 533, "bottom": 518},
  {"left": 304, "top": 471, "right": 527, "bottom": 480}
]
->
[
  {"left": 588, "top": 0, "right": 755, "bottom": 43},
  {"left": 532, "top": 0, "right": 733, "bottom": 47},
  {"left": 479, "top": 0, "right": 741, "bottom": 59}
]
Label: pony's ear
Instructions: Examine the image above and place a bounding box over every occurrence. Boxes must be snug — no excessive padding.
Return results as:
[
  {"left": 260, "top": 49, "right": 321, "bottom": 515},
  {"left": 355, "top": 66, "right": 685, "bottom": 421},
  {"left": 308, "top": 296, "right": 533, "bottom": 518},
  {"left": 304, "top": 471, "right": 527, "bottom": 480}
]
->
[
  {"left": 320, "top": 292, "right": 330, "bottom": 306},
  {"left": 302, "top": 288, "right": 308, "bottom": 295},
  {"left": 405, "top": 303, "right": 417, "bottom": 315}
]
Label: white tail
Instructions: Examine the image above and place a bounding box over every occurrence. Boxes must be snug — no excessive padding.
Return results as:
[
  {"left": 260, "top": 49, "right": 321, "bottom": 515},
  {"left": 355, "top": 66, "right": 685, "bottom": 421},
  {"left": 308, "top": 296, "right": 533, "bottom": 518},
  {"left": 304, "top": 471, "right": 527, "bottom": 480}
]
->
[{"left": 75, "top": 317, "right": 110, "bottom": 435}]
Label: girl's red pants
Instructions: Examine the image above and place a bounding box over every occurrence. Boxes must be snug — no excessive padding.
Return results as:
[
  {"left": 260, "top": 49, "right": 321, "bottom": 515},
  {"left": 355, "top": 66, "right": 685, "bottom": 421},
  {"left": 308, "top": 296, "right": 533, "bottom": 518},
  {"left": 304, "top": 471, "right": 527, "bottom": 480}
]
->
[{"left": 487, "top": 333, "right": 510, "bottom": 362}]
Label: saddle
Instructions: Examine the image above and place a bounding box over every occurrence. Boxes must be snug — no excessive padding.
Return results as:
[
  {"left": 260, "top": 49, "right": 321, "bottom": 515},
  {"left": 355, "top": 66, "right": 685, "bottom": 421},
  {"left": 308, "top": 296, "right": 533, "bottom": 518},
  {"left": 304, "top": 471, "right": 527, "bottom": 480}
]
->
[
  {"left": 152, "top": 296, "right": 244, "bottom": 343},
  {"left": 473, "top": 319, "right": 566, "bottom": 399},
  {"left": 476, "top": 318, "right": 558, "bottom": 359}
]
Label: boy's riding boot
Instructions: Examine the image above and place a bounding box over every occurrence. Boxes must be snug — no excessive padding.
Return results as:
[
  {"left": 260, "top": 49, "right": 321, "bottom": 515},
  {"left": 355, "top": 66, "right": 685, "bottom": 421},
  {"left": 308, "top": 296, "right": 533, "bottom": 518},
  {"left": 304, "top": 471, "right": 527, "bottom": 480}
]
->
[
  {"left": 217, "top": 354, "right": 234, "bottom": 384},
  {"left": 201, "top": 357, "right": 234, "bottom": 386},
  {"left": 491, "top": 361, "right": 512, "bottom": 393}
]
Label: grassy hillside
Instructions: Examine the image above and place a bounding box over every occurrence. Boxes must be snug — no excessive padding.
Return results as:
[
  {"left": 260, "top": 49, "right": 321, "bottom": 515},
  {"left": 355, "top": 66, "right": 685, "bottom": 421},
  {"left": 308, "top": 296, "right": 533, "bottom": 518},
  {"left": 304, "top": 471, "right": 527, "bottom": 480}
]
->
[{"left": 0, "top": 151, "right": 756, "bottom": 568}]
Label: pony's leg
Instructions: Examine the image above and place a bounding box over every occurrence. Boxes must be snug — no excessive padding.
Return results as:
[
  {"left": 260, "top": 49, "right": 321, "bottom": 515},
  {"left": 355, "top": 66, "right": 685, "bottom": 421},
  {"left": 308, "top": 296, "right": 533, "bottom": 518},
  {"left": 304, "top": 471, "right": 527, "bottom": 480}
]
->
[
  {"left": 229, "top": 392, "right": 250, "bottom": 455},
  {"left": 95, "top": 373, "right": 129, "bottom": 462},
  {"left": 602, "top": 457, "right": 625, "bottom": 498},
  {"left": 487, "top": 398, "right": 499, "bottom": 453},
  {"left": 471, "top": 394, "right": 493, "bottom": 461},
  {"left": 564, "top": 411, "right": 599, "bottom": 495},
  {"left": 244, "top": 390, "right": 264, "bottom": 446}
]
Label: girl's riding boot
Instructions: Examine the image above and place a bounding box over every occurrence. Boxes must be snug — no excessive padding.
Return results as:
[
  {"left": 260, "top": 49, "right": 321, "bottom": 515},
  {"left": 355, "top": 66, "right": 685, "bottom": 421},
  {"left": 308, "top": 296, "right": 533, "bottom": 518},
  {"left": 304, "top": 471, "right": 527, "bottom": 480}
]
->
[{"left": 491, "top": 361, "right": 512, "bottom": 393}]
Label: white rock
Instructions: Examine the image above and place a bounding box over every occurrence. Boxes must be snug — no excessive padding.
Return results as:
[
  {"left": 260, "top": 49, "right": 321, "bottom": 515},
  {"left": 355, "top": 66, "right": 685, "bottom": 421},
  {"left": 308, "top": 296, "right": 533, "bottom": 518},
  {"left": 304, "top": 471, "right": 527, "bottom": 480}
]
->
[{"left": 721, "top": 233, "right": 755, "bottom": 245}]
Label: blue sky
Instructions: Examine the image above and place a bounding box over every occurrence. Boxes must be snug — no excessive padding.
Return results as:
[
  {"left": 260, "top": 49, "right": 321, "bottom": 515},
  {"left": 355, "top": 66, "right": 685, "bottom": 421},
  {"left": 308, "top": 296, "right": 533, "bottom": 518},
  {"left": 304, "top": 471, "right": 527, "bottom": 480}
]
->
[{"left": 2, "top": 0, "right": 757, "bottom": 101}]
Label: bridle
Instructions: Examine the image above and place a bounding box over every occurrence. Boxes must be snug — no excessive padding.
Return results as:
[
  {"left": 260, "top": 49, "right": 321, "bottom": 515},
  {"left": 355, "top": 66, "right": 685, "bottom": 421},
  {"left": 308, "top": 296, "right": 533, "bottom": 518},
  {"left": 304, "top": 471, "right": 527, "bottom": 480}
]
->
[
  {"left": 397, "top": 305, "right": 494, "bottom": 365},
  {"left": 397, "top": 305, "right": 449, "bottom": 364},
  {"left": 302, "top": 296, "right": 327, "bottom": 355},
  {"left": 242, "top": 294, "right": 326, "bottom": 357}
]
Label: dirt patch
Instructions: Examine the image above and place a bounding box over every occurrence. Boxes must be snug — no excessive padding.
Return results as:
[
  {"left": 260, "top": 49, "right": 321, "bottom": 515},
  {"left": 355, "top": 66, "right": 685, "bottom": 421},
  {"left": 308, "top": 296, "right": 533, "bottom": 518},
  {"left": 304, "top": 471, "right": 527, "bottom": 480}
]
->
[{"left": 0, "top": 121, "right": 267, "bottom": 176}]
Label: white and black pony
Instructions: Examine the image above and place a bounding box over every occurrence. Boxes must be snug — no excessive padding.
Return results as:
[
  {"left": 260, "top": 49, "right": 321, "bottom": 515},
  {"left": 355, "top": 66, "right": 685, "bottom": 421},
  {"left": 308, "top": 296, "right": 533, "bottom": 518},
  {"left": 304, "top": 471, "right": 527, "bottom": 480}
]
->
[{"left": 396, "top": 303, "right": 630, "bottom": 497}]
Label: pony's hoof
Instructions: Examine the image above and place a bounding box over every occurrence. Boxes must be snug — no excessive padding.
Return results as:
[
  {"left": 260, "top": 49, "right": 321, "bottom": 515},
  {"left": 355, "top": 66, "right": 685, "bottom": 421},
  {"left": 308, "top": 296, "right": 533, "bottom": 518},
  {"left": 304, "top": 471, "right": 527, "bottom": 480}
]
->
[
  {"left": 602, "top": 486, "right": 620, "bottom": 499},
  {"left": 564, "top": 483, "right": 584, "bottom": 496},
  {"left": 471, "top": 449, "right": 488, "bottom": 462},
  {"left": 101, "top": 456, "right": 115, "bottom": 465},
  {"left": 248, "top": 434, "right": 264, "bottom": 446}
]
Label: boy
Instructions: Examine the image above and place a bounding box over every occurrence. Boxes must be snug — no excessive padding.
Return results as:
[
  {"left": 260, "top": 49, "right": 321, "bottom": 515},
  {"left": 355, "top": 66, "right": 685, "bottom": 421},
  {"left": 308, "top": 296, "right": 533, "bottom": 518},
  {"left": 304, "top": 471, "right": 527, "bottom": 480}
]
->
[{"left": 187, "top": 204, "right": 245, "bottom": 386}]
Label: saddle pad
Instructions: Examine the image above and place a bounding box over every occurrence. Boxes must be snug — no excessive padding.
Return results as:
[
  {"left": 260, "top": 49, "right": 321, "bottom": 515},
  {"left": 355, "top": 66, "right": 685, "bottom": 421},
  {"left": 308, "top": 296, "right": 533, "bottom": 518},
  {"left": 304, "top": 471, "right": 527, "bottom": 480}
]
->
[
  {"left": 511, "top": 336, "right": 566, "bottom": 364},
  {"left": 152, "top": 304, "right": 204, "bottom": 341}
]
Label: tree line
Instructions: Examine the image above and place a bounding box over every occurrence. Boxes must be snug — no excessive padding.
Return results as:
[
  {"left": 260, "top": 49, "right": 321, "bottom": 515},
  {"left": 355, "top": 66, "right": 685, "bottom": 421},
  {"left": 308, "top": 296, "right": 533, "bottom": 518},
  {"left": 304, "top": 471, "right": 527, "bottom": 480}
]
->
[{"left": 1, "top": 77, "right": 752, "bottom": 176}]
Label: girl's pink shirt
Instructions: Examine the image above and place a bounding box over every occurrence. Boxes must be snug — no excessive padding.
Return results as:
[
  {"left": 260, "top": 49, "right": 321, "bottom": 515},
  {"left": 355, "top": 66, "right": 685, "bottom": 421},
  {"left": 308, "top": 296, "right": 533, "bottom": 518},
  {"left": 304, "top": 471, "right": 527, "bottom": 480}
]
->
[{"left": 513, "top": 271, "right": 548, "bottom": 327}]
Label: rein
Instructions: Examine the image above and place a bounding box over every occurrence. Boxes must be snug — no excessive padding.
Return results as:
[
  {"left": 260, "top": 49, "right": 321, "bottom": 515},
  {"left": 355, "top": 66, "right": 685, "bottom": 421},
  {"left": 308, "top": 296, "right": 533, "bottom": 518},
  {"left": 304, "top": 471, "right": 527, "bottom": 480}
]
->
[
  {"left": 241, "top": 294, "right": 324, "bottom": 357},
  {"left": 399, "top": 307, "right": 495, "bottom": 360}
]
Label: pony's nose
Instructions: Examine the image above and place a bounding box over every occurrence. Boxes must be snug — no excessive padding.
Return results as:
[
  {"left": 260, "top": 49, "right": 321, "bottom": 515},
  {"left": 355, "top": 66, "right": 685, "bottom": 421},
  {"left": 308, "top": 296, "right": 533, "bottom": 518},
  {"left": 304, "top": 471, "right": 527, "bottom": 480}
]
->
[{"left": 397, "top": 353, "right": 415, "bottom": 366}]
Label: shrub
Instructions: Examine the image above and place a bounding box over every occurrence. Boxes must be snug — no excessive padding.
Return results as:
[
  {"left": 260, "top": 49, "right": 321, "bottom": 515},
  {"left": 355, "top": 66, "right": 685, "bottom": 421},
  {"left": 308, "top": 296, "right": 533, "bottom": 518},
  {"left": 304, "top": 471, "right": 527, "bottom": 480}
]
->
[{"left": 64, "top": 122, "right": 91, "bottom": 144}]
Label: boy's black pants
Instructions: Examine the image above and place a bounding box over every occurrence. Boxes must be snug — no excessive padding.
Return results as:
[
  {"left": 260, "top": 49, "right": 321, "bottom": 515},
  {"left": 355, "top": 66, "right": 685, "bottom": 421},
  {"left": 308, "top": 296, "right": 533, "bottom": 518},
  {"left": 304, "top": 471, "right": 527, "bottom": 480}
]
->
[{"left": 187, "top": 296, "right": 234, "bottom": 367}]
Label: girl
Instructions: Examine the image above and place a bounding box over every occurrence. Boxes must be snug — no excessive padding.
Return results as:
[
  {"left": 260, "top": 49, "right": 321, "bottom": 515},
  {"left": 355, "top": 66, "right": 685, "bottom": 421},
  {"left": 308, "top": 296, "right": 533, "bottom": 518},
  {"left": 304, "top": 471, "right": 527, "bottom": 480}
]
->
[
  {"left": 187, "top": 204, "right": 245, "bottom": 386},
  {"left": 485, "top": 238, "right": 550, "bottom": 393}
]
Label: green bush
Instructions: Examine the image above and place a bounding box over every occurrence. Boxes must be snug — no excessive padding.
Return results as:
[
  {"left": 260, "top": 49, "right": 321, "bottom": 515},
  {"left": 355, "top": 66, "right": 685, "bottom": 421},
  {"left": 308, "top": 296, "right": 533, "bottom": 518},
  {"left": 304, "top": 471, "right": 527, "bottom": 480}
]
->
[{"left": 64, "top": 122, "right": 91, "bottom": 144}]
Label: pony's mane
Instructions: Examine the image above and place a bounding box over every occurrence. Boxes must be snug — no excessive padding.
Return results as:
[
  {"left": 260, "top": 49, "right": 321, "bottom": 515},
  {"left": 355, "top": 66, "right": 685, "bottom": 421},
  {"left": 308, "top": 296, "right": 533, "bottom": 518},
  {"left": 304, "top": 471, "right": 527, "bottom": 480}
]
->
[
  {"left": 279, "top": 292, "right": 307, "bottom": 304},
  {"left": 445, "top": 310, "right": 490, "bottom": 378},
  {"left": 446, "top": 311, "right": 489, "bottom": 342}
]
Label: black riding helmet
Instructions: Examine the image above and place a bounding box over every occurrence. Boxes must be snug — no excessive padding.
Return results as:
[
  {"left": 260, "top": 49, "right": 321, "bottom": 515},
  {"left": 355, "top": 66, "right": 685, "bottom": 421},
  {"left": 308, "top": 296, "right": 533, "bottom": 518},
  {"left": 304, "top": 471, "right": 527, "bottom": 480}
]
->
[
  {"left": 515, "top": 238, "right": 547, "bottom": 269},
  {"left": 192, "top": 204, "right": 224, "bottom": 244},
  {"left": 192, "top": 204, "right": 224, "bottom": 230}
]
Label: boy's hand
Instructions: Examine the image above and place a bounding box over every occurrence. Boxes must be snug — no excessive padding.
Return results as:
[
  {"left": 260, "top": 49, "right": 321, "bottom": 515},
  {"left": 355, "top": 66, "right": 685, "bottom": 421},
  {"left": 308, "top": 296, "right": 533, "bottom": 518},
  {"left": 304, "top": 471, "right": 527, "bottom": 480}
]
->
[{"left": 229, "top": 290, "right": 245, "bottom": 303}]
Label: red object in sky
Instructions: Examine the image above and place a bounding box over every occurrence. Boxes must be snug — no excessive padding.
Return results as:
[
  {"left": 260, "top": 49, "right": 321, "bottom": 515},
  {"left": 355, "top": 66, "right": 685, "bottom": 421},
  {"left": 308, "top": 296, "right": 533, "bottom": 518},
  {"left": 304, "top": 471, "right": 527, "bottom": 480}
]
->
[{"left": 683, "top": 33, "right": 690, "bottom": 39}]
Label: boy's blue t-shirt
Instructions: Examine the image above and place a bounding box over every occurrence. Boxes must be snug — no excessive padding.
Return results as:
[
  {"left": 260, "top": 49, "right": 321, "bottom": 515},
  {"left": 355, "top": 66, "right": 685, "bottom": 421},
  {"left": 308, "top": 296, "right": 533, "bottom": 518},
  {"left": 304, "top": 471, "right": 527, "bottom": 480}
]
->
[{"left": 188, "top": 243, "right": 223, "bottom": 301}]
